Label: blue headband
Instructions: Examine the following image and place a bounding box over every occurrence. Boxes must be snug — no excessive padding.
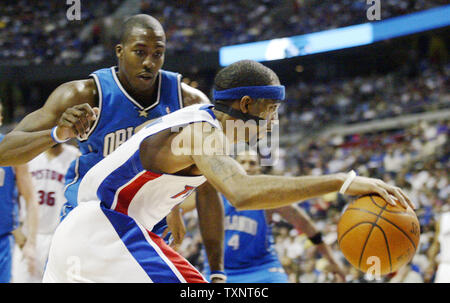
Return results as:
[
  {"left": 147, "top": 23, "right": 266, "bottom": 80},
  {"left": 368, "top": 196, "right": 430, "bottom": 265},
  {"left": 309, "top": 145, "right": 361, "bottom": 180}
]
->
[{"left": 213, "top": 85, "right": 285, "bottom": 101}]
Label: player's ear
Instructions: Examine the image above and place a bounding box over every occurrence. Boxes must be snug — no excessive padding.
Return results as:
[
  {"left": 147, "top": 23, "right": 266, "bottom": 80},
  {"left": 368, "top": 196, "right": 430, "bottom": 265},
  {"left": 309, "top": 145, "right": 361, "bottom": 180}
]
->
[
  {"left": 115, "top": 44, "right": 123, "bottom": 59},
  {"left": 239, "top": 96, "right": 253, "bottom": 113}
]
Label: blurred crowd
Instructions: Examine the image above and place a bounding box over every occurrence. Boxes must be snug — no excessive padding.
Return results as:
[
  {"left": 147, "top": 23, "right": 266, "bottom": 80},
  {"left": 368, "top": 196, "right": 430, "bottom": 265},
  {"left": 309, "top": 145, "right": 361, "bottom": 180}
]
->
[
  {"left": 1, "top": 0, "right": 448, "bottom": 64},
  {"left": 285, "top": 0, "right": 448, "bottom": 38},
  {"left": 279, "top": 60, "right": 450, "bottom": 135},
  {"left": 139, "top": 0, "right": 448, "bottom": 55},
  {"left": 0, "top": 0, "right": 120, "bottom": 65}
]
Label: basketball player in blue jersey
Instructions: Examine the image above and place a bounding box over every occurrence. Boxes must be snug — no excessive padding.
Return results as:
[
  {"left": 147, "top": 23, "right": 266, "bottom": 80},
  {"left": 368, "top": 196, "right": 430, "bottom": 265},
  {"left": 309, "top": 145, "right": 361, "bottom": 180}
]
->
[
  {"left": 43, "top": 60, "right": 414, "bottom": 283},
  {"left": 182, "top": 150, "right": 347, "bottom": 283},
  {"left": 0, "top": 103, "right": 39, "bottom": 282},
  {"left": 0, "top": 14, "right": 226, "bottom": 281}
]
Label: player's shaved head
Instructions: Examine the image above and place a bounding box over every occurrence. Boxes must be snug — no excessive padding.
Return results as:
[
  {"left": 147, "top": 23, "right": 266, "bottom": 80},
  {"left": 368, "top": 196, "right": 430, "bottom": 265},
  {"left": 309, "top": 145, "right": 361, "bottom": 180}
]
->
[
  {"left": 214, "top": 60, "right": 280, "bottom": 92},
  {"left": 119, "top": 14, "right": 165, "bottom": 45}
]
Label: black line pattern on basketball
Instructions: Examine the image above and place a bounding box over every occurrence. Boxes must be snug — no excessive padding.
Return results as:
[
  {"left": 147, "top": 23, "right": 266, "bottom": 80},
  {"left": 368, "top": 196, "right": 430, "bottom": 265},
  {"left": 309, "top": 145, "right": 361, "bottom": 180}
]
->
[
  {"left": 368, "top": 194, "right": 415, "bottom": 216},
  {"left": 338, "top": 217, "right": 392, "bottom": 272},
  {"left": 346, "top": 207, "right": 417, "bottom": 250},
  {"left": 338, "top": 222, "right": 375, "bottom": 247},
  {"left": 373, "top": 225, "right": 393, "bottom": 273},
  {"left": 358, "top": 204, "right": 387, "bottom": 269}
]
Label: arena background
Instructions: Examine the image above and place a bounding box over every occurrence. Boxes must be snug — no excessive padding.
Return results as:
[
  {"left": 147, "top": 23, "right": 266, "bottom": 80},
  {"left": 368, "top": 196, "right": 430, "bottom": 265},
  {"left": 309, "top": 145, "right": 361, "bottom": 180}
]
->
[{"left": 0, "top": 0, "right": 448, "bottom": 283}]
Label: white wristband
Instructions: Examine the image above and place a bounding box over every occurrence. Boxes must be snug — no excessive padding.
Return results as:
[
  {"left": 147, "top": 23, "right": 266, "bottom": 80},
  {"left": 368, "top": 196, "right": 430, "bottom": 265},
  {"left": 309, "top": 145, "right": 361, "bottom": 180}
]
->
[
  {"left": 210, "top": 273, "right": 227, "bottom": 282},
  {"left": 339, "top": 170, "right": 357, "bottom": 194},
  {"left": 51, "top": 126, "right": 70, "bottom": 144}
]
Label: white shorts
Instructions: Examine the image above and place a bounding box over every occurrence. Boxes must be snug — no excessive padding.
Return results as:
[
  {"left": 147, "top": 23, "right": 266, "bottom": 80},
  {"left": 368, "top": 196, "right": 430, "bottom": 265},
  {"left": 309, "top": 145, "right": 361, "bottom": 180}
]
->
[
  {"left": 435, "top": 263, "right": 450, "bottom": 283},
  {"left": 43, "top": 201, "right": 207, "bottom": 283}
]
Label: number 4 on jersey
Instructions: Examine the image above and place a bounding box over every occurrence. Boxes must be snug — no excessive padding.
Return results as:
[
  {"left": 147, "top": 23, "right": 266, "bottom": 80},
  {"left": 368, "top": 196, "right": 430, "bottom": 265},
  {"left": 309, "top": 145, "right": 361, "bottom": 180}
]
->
[{"left": 227, "top": 234, "right": 240, "bottom": 250}]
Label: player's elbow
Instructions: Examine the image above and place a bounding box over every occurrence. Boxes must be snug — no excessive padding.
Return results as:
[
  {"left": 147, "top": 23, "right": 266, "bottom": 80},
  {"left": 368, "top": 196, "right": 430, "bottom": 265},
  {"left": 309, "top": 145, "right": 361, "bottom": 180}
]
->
[
  {"left": 0, "top": 153, "right": 7, "bottom": 166},
  {"left": 0, "top": 132, "right": 28, "bottom": 166},
  {"left": 0, "top": 142, "right": 13, "bottom": 166},
  {"left": 226, "top": 192, "right": 258, "bottom": 211},
  {"left": 217, "top": 175, "right": 258, "bottom": 210},
  {"left": 0, "top": 149, "right": 24, "bottom": 167}
]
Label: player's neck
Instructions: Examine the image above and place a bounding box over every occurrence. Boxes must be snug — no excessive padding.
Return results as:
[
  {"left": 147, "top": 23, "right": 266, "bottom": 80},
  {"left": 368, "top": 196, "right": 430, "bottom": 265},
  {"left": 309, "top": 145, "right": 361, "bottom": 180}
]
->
[
  {"left": 117, "top": 71, "right": 159, "bottom": 107},
  {"left": 130, "top": 86, "right": 158, "bottom": 107}
]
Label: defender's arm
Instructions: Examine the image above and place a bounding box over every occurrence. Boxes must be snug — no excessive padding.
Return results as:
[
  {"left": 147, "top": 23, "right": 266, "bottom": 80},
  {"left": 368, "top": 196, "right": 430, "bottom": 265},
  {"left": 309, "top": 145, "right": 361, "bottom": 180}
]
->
[{"left": 0, "top": 80, "right": 98, "bottom": 166}]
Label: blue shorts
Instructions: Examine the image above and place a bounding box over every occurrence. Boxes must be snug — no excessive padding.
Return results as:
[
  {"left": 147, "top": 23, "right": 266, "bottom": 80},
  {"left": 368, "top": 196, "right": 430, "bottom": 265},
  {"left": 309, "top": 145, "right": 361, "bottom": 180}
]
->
[
  {"left": 0, "top": 233, "right": 14, "bottom": 283},
  {"left": 206, "top": 261, "right": 289, "bottom": 283}
]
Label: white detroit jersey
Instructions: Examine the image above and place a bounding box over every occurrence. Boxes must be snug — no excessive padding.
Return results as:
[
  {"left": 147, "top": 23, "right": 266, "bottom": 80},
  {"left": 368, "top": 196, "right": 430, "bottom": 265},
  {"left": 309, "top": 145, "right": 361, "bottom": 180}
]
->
[
  {"left": 12, "top": 144, "right": 78, "bottom": 282},
  {"left": 77, "top": 103, "right": 221, "bottom": 232},
  {"left": 27, "top": 144, "right": 79, "bottom": 234},
  {"left": 44, "top": 104, "right": 220, "bottom": 282}
]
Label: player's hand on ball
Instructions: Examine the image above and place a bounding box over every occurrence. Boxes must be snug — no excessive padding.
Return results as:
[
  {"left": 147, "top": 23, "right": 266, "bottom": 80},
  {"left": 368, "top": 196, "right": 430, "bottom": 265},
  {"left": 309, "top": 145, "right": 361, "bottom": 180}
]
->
[
  {"left": 56, "top": 103, "right": 99, "bottom": 140},
  {"left": 345, "top": 176, "right": 415, "bottom": 210}
]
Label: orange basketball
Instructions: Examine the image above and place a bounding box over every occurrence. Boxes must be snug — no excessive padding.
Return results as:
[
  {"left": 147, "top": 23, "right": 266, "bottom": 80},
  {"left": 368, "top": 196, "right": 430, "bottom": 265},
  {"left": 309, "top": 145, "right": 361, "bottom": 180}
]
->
[{"left": 337, "top": 194, "right": 420, "bottom": 276}]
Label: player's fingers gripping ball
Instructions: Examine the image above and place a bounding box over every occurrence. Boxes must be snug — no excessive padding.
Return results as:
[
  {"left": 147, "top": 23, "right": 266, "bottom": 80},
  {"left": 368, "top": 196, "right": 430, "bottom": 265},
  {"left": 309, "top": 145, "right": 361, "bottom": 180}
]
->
[{"left": 337, "top": 194, "right": 420, "bottom": 276}]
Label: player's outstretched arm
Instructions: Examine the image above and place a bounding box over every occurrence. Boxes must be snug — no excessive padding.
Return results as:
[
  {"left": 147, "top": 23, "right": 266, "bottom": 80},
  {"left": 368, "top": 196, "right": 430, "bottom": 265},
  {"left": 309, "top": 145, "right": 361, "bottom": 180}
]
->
[
  {"left": 191, "top": 127, "right": 414, "bottom": 210},
  {"left": 193, "top": 153, "right": 345, "bottom": 210},
  {"left": 0, "top": 80, "right": 98, "bottom": 166}
]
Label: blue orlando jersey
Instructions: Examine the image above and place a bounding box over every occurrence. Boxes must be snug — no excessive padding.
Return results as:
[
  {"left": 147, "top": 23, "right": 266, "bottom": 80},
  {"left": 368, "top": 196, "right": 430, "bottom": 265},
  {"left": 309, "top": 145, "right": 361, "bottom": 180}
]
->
[
  {"left": 0, "top": 134, "right": 19, "bottom": 236},
  {"left": 63, "top": 66, "right": 184, "bottom": 212},
  {"left": 221, "top": 195, "right": 280, "bottom": 269}
]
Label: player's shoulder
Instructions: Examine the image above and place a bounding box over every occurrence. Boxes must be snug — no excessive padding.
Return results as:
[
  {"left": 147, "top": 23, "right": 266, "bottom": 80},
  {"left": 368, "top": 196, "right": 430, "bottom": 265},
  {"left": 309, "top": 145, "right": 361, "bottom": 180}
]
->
[
  {"left": 181, "top": 82, "right": 211, "bottom": 107},
  {"left": 56, "top": 78, "right": 96, "bottom": 96},
  {"left": 48, "top": 78, "right": 98, "bottom": 108}
]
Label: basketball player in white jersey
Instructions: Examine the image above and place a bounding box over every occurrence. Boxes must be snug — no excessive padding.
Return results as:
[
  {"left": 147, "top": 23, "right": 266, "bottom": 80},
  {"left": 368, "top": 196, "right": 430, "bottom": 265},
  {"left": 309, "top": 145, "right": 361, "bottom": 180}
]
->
[
  {"left": 43, "top": 60, "right": 414, "bottom": 283},
  {"left": 12, "top": 143, "right": 79, "bottom": 282},
  {"left": 428, "top": 206, "right": 450, "bottom": 283}
]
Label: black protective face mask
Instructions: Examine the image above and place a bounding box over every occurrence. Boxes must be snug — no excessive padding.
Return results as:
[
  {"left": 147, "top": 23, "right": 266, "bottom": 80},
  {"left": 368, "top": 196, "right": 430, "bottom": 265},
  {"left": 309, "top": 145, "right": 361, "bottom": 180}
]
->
[
  {"left": 214, "top": 102, "right": 272, "bottom": 144},
  {"left": 214, "top": 102, "right": 266, "bottom": 124}
]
